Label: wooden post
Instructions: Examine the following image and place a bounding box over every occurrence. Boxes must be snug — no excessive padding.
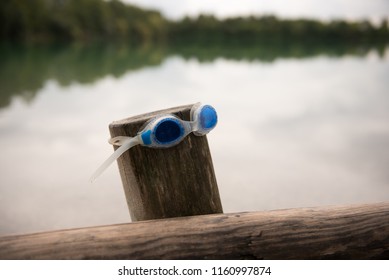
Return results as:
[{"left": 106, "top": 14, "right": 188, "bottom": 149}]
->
[{"left": 109, "top": 104, "right": 223, "bottom": 221}]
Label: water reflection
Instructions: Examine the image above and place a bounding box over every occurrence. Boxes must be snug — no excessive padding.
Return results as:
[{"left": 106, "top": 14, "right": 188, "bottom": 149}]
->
[
  {"left": 0, "top": 43, "right": 388, "bottom": 236},
  {"left": 0, "top": 41, "right": 386, "bottom": 109},
  {"left": 0, "top": 44, "right": 166, "bottom": 108}
]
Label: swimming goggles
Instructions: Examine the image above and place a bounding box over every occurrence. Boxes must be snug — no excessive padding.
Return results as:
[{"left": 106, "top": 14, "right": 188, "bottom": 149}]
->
[{"left": 91, "top": 103, "right": 218, "bottom": 181}]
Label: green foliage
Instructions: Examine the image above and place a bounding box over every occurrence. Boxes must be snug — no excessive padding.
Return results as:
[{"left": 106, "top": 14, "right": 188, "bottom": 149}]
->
[
  {"left": 0, "top": 0, "right": 167, "bottom": 43},
  {"left": 169, "top": 15, "right": 389, "bottom": 44},
  {"left": 1, "top": 0, "right": 388, "bottom": 44}
]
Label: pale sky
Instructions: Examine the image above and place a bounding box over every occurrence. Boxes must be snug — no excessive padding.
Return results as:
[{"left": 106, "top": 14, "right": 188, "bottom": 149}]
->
[{"left": 122, "top": 0, "right": 389, "bottom": 23}]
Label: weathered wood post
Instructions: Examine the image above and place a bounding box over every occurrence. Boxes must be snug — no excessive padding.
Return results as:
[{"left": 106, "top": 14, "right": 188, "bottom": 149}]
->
[{"left": 109, "top": 104, "right": 223, "bottom": 221}]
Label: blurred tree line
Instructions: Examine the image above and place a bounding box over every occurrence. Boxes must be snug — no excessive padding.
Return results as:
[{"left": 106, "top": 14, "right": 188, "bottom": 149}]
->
[
  {"left": 1, "top": 0, "right": 388, "bottom": 44},
  {"left": 0, "top": 0, "right": 167, "bottom": 42},
  {"left": 170, "top": 15, "right": 389, "bottom": 45}
]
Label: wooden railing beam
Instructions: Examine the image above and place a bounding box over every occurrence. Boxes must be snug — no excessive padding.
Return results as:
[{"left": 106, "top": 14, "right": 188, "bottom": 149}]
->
[{"left": 0, "top": 202, "right": 388, "bottom": 260}]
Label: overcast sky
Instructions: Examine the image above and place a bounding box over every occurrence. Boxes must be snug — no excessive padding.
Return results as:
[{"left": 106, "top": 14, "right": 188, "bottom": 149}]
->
[{"left": 122, "top": 0, "right": 389, "bottom": 23}]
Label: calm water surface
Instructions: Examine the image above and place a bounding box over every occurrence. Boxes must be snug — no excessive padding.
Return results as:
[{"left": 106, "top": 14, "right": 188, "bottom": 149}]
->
[{"left": 0, "top": 45, "right": 388, "bottom": 235}]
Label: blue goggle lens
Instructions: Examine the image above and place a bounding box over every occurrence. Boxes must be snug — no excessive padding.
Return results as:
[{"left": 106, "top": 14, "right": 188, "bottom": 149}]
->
[
  {"left": 199, "top": 105, "right": 218, "bottom": 130},
  {"left": 154, "top": 119, "right": 184, "bottom": 145}
]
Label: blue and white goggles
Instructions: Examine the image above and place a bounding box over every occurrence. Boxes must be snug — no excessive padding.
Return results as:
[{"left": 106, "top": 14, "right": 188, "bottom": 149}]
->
[{"left": 91, "top": 103, "right": 217, "bottom": 181}]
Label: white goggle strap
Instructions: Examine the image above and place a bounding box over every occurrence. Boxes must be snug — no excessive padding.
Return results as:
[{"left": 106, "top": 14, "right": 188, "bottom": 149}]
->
[{"left": 90, "top": 136, "right": 140, "bottom": 182}]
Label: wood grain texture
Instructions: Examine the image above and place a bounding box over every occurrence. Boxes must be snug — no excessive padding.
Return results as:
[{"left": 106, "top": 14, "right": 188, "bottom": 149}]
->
[
  {"left": 0, "top": 202, "right": 388, "bottom": 259},
  {"left": 109, "top": 104, "right": 223, "bottom": 221}
]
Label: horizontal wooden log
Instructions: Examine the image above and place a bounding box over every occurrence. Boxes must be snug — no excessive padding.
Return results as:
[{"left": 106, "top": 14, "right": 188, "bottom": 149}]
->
[{"left": 0, "top": 202, "right": 388, "bottom": 259}]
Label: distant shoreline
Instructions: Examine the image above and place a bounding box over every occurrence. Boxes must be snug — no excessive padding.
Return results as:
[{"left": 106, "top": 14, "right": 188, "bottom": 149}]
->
[{"left": 1, "top": 0, "right": 388, "bottom": 44}]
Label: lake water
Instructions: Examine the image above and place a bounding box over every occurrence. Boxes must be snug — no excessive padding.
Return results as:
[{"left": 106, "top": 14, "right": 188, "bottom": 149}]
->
[{"left": 0, "top": 44, "right": 388, "bottom": 235}]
